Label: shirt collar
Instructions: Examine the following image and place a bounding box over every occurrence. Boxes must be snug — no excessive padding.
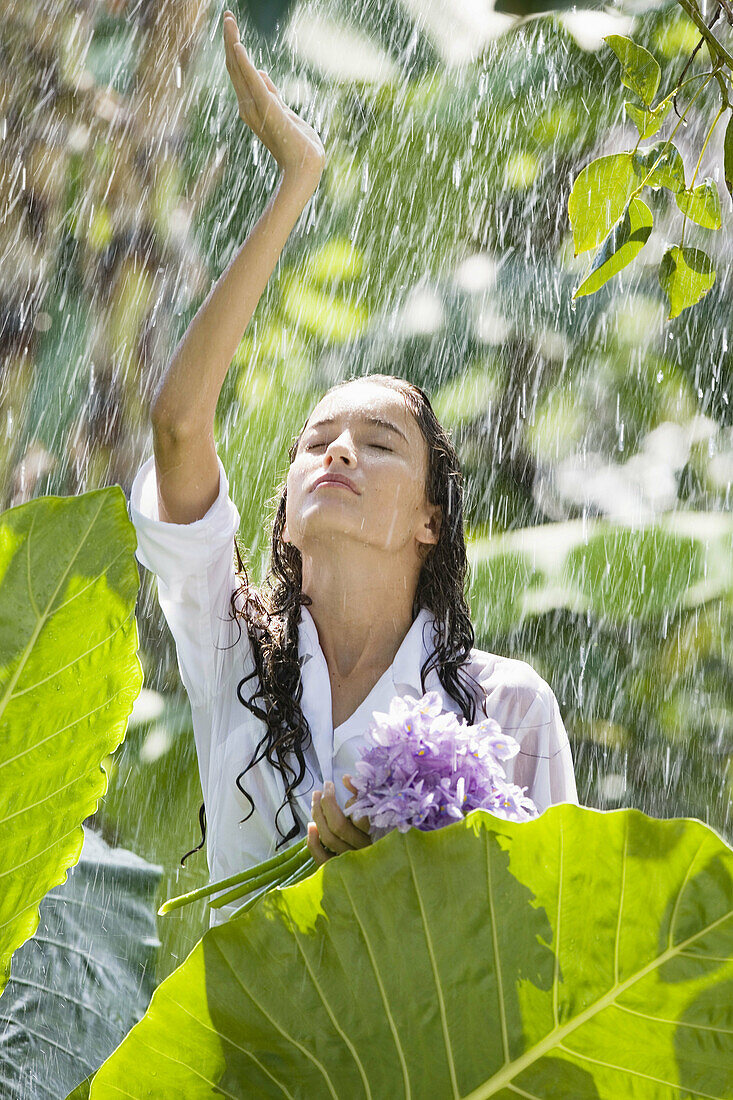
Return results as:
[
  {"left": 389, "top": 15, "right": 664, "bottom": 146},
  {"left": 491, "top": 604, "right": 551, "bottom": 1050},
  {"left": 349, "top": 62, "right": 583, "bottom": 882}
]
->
[{"left": 297, "top": 603, "right": 438, "bottom": 698}]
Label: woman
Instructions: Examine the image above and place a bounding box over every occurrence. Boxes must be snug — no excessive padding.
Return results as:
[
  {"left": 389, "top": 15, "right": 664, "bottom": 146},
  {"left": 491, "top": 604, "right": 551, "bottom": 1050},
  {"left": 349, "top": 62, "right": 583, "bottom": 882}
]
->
[{"left": 130, "top": 11, "right": 578, "bottom": 926}]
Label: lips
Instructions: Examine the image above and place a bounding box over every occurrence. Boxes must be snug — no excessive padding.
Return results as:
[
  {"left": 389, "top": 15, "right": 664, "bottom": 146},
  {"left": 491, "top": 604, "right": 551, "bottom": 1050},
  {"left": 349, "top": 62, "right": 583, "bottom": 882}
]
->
[{"left": 311, "top": 473, "right": 359, "bottom": 494}]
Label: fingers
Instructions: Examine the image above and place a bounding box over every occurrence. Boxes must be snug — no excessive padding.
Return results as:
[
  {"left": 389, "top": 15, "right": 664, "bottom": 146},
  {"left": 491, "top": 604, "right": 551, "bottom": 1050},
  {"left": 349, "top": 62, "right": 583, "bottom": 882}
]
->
[
  {"left": 312, "top": 781, "right": 371, "bottom": 852},
  {"left": 343, "top": 775, "right": 371, "bottom": 835},
  {"left": 258, "top": 70, "right": 280, "bottom": 98},
  {"left": 307, "top": 821, "right": 334, "bottom": 866},
  {"left": 222, "top": 14, "right": 269, "bottom": 103}
]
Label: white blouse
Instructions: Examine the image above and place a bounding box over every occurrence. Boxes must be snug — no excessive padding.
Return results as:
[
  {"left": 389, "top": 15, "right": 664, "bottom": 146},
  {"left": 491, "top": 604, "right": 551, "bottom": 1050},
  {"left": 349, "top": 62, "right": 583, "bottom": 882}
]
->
[{"left": 129, "top": 453, "right": 579, "bottom": 926}]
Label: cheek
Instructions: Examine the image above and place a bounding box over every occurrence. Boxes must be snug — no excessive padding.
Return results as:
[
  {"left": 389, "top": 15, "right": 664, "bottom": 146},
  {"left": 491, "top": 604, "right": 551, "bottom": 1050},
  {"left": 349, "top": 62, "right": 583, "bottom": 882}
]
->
[{"left": 371, "top": 472, "right": 423, "bottom": 513}]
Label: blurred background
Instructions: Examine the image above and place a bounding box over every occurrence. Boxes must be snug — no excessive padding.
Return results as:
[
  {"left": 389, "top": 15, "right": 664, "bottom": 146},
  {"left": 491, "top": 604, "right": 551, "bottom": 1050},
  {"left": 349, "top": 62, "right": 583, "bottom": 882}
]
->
[{"left": 1, "top": 0, "right": 731, "bottom": 1011}]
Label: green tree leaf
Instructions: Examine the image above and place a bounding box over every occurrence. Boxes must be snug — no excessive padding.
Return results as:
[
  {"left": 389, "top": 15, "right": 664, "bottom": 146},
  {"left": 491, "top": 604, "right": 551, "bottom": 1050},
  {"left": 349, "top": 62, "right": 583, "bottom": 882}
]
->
[
  {"left": 573, "top": 197, "right": 653, "bottom": 299},
  {"left": 633, "top": 141, "right": 686, "bottom": 192},
  {"left": 0, "top": 489, "right": 142, "bottom": 998},
  {"left": 83, "top": 807, "right": 733, "bottom": 1097},
  {"left": 567, "top": 153, "right": 638, "bottom": 255},
  {"left": 724, "top": 112, "right": 733, "bottom": 205},
  {"left": 675, "top": 178, "right": 722, "bottom": 229},
  {"left": 659, "top": 246, "right": 716, "bottom": 320},
  {"left": 605, "top": 35, "right": 661, "bottom": 106},
  {"left": 625, "top": 98, "right": 671, "bottom": 140}
]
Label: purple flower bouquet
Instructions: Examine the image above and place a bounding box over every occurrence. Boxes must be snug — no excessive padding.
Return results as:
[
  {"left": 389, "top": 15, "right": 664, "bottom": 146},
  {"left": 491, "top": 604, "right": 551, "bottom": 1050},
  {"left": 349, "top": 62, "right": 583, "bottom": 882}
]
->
[
  {"left": 347, "top": 690, "right": 538, "bottom": 840},
  {"left": 160, "top": 690, "right": 537, "bottom": 917}
]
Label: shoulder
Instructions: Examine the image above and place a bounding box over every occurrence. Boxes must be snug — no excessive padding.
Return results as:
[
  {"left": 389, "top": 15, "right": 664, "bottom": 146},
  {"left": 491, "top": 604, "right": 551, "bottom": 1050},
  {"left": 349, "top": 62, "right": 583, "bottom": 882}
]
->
[{"left": 461, "top": 645, "right": 556, "bottom": 729}]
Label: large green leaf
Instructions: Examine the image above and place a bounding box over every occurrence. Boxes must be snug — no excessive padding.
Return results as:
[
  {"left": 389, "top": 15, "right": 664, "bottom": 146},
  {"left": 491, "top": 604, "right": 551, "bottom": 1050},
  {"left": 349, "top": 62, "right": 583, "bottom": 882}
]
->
[
  {"left": 0, "top": 489, "right": 142, "bottom": 997},
  {"left": 675, "top": 179, "right": 722, "bottom": 230},
  {"left": 0, "top": 827, "right": 160, "bottom": 1099},
  {"left": 84, "top": 806, "right": 733, "bottom": 1097},
  {"left": 468, "top": 514, "right": 732, "bottom": 626},
  {"left": 604, "top": 35, "right": 661, "bottom": 106},
  {"left": 568, "top": 153, "right": 639, "bottom": 254},
  {"left": 725, "top": 113, "right": 733, "bottom": 205},
  {"left": 564, "top": 526, "right": 704, "bottom": 622},
  {"left": 573, "top": 197, "right": 653, "bottom": 298},
  {"left": 659, "top": 246, "right": 716, "bottom": 320}
]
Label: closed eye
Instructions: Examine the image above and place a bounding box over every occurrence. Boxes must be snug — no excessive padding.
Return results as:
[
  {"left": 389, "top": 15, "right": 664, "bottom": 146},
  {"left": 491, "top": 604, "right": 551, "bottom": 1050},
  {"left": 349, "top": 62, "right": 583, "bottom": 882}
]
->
[{"left": 304, "top": 443, "right": 393, "bottom": 452}]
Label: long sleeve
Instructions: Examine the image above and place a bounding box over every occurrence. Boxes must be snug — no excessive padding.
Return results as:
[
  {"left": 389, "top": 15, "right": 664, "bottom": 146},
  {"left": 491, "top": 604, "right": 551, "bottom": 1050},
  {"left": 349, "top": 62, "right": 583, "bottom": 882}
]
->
[
  {"left": 474, "top": 653, "right": 579, "bottom": 815},
  {"left": 128, "top": 454, "right": 243, "bottom": 793},
  {"left": 507, "top": 681, "right": 579, "bottom": 814}
]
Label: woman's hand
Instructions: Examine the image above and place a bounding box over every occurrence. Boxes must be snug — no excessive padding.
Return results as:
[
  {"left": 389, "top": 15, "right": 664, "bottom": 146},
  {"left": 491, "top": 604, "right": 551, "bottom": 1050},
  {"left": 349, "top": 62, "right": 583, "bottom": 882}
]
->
[
  {"left": 308, "top": 776, "right": 372, "bottom": 865},
  {"left": 222, "top": 11, "right": 326, "bottom": 180}
]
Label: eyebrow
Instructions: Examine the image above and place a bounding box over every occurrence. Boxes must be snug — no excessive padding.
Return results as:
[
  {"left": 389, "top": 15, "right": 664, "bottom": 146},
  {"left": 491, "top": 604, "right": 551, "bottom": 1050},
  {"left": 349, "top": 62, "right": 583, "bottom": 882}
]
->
[{"left": 305, "top": 415, "right": 409, "bottom": 445}]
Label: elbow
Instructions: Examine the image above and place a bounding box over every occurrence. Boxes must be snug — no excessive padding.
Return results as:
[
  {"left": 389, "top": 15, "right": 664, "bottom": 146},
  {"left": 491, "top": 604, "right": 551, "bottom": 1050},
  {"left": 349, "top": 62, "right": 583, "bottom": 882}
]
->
[{"left": 150, "top": 407, "right": 201, "bottom": 446}]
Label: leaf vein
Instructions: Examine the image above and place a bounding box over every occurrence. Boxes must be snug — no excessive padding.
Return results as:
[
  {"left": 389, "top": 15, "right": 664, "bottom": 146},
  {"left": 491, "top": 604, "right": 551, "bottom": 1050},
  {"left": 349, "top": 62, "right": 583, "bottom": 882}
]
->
[
  {"left": 290, "top": 910, "right": 372, "bottom": 1099},
  {"left": 405, "top": 835, "right": 460, "bottom": 1099},
  {"left": 132, "top": 1033, "right": 240, "bottom": 1099},
  {"left": 615, "top": 1001, "right": 733, "bottom": 1034},
  {"left": 668, "top": 837, "right": 708, "bottom": 949},
  {"left": 162, "top": 984, "right": 296, "bottom": 1098},
  {"left": 552, "top": 815, "right": 564, "bottom": 1028},
  {"left": 211, "top": 933, "right": 340, "bottom": 1099},
  {"left": 485, "top": 832, "right": 509, "bottom": 1065},
  {"left": 556, "top": 1041, "right": 726, "bottom": 1098},
  {"left": 341, "top": 872, "right": 412, "bottom": 1100},
  {"left": 0, "top": 496, "right": 107, "bottom": 722},
  {"left": 0, "top": 684, "right": 133, "bottom": 771},
  {"left": 613, "top": 814, "right": 628, "bottom": 985}
]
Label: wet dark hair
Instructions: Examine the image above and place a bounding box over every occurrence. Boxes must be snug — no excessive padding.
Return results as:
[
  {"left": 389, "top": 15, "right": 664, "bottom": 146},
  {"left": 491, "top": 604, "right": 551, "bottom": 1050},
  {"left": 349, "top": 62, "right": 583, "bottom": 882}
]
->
[{"left": 180, "top": 373, "right": 486, "bottom": 864}]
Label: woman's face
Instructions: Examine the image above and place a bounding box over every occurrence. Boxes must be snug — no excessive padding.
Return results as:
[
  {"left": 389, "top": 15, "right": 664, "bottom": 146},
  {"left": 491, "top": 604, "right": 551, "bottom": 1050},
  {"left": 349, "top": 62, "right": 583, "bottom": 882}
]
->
[{"left": 283, "top": 382, "right": 440, "bottom": 558}]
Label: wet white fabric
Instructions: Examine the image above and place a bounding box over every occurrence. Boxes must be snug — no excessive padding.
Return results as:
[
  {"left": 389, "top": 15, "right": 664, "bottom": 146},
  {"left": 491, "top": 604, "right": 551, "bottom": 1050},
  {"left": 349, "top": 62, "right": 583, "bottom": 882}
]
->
[{"left": 130, "top": 453, "right": 579, "bottom": 926}]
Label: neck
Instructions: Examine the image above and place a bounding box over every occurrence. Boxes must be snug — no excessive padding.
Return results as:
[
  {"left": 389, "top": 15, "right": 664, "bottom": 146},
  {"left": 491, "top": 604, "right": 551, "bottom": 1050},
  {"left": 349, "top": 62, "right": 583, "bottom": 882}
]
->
[{"left": 299, "top": 542, "right": 422, "bottom": 681}]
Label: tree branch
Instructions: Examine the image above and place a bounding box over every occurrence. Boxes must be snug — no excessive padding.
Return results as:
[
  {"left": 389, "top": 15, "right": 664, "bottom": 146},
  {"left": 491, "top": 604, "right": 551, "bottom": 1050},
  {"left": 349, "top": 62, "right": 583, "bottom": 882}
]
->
[{"left": 676, "top": 0, "right": 733, "bottom": 70}]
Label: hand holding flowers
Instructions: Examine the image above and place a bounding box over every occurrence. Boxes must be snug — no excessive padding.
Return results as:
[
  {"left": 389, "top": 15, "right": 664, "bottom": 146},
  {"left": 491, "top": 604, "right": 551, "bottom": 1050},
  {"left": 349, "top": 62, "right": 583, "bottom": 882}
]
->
[
  {"left": 159, "top": 691, "right": 538, "bottom": 916},
  {"left": 307, "top": 776, "right": 372, "bottom": 865}
]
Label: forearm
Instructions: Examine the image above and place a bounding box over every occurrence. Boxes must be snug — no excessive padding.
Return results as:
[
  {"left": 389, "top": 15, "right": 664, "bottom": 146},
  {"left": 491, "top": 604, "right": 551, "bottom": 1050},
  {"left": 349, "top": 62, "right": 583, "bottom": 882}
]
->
[{"left": 151, "top": 168, "right": 320, "bottom": 435}]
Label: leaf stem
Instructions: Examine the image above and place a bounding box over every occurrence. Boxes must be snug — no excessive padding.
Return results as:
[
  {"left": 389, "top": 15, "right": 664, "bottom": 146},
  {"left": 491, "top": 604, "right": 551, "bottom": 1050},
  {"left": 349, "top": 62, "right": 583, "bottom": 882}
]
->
[
  {"left": 691, "top": 102, "right": 726, "bottom": 188},
  {"left": 670, "top": 7, "right": 720, "bottom": 117},
  {"left": 631, "top": 72, "right": 715, "bottom": 197},
  {"left": 680, "top": 101, "right": 726, "bottom": 245}
]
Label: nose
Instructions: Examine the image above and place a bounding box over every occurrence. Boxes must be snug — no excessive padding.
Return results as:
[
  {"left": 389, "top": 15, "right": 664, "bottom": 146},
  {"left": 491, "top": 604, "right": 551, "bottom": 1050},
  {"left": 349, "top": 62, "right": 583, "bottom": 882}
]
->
[{"left": 324, "top": 431, "right": 356, "bottom": 466}]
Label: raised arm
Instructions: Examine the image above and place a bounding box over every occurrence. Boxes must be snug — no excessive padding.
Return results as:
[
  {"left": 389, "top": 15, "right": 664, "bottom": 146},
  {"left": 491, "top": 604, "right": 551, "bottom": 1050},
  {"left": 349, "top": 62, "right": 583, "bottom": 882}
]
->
[{"left": 151, "top": 11, "right": 325, "bottom": 525}]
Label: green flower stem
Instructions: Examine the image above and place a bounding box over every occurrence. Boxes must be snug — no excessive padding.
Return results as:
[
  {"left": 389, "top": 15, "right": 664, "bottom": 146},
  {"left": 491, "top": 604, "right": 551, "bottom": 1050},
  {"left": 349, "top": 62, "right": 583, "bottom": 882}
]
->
[
  {"left": 209, "top": 847, "right": 312, "bottom": 909},
  {"left": 278, "top": 857, "right": 317, "bottom": 889},
  {"left": 224, "top": 859, "right": 318, "bottom": 920},
  {"left": 158, "top": 837, "right": 307, "bottom": 915}
]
